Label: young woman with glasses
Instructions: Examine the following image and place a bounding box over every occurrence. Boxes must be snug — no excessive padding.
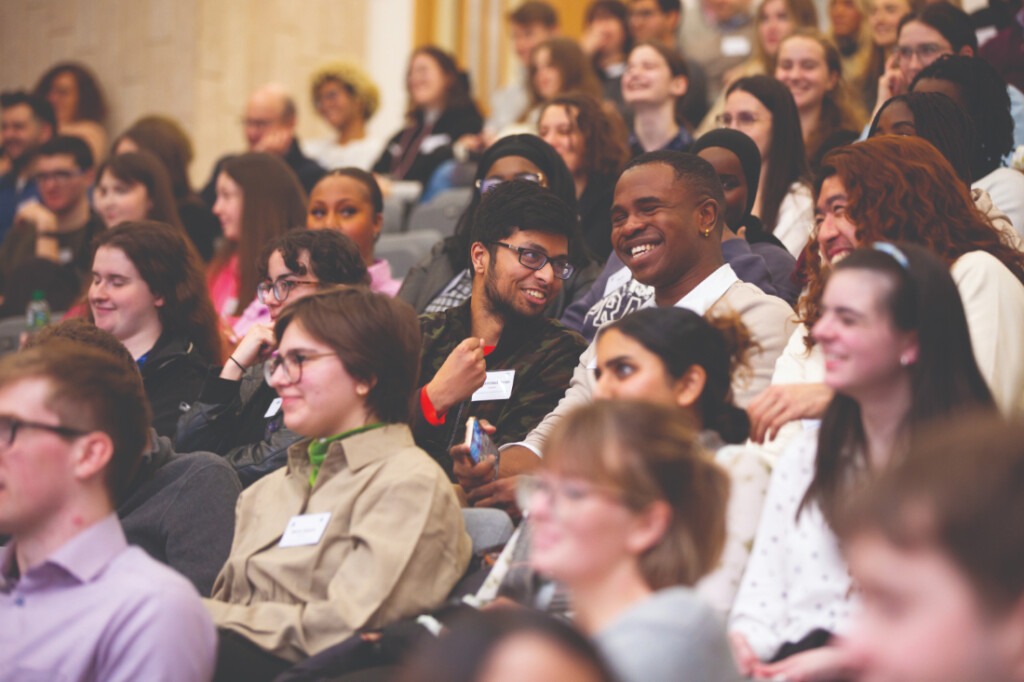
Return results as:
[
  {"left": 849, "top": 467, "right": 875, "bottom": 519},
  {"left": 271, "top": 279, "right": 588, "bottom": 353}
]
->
[
  {"left": 175, "top": 229, "right": 369, "bottom": 486},
  {"left": 206, "top": 287, "right": 471, "bottom": 682}
]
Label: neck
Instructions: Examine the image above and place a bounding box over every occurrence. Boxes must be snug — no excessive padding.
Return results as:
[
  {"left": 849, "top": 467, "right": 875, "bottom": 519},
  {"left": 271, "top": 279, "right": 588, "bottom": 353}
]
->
[
  {"left": 597, "top": 51, "right": 625, "bottom": 71},
  {"left": 856, "top": 375, "right": 913, "bottom": 473},
  {"left": 336, "top": 117, "right": 367, "bottom": 145},
  {"left": 331, "top": 406, "right": 377, "bottom": 437},
  {"left": 470, "top": 281, "right": 505, "bottom": 346},
  {"left": 754, "top": 161, "right": 768, "bottom": 217},
  {"left": 15, "top": 496, "right": 112, "bottom": 575},
  {"left": 574, "top": 174, "right": 588, "bottom": 199},
  {"left": 122, "top": 324, "right": 164, "bottom": 361},
  {"left": 653, "top": 254, "right": 724, "bottom": 307},
  {"left": 633, "top": 104, "right": 680, "bottom": 152},
  {"left": 570, "top": 562, "right": 654, "bottom": 635},
  {"left": 799, "top": 105, "right": 821, "bottom": 148},
  {"left": 56, "top": 199, "right": 91, "bottom": 233}
]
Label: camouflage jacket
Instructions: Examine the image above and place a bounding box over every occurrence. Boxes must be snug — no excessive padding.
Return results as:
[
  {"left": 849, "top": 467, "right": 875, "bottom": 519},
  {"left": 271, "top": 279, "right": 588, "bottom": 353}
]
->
[{"left": 415, "top": 301, "right": 588, "bottom": 477}]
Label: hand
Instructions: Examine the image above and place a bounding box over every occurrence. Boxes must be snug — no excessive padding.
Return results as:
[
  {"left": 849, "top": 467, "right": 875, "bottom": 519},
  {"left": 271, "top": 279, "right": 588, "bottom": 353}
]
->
[
  {"left": 17, "top": 200, "right": 57, "bottom": 235},
  {"left": 753, "top": 644, "right": 862, "bottom": 681},
  {"left": 451, "top": 418, "right": 499, "bottom": 489},
  {"left": 876, "top": 52, "right": 906, "bottom": 109},
  {"left": 222, "top": 322, "right": 275, "bottom": 380},
  {"left": 252, "top": 125, "right": 294, "bottom": 156},
  {"left": 729, "top": 632, "right": 762, "bottom": 677},
  {"left": 747, "top": 383, "right": 834, "bottom": 444},
  {"left": 425, "top": 337, "right": 487, "bottom": 416}
]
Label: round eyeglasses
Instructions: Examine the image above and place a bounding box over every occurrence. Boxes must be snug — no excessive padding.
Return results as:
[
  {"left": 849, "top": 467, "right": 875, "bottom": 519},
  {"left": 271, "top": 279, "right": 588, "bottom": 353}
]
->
[
  {"left": 256, "top": 279, "right": 319, "bottom": 304},
  {"left": 264, "top": 350, "right": 338, "bottom": 385}
]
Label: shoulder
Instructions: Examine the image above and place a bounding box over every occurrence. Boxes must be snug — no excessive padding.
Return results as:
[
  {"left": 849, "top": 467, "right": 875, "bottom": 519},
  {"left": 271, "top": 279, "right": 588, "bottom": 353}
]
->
[
  {"left": 952, "top": 250, "right": 1024, "bottom": 292},
  {"left": 106, "top": 546, "right": 208, "bottom": 608},
  {"left": 533, "top": 318, "right": 589, "bottom": 351},
  {"left": 716, "top": 281, "right": 796, "bottom": 324},
  {"left": 772, "top": 428, "right": 819, "bottom": 489}
]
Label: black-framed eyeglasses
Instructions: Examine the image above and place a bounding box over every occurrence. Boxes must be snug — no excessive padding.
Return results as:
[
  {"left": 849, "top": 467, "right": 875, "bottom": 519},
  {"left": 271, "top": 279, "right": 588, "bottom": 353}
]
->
[
  {"left": 256, "top": 279, "right": 319, "bottom": 304},
  {"left": 264, "top": 350, "right": 338, "bottom": 385},
  {"left": 33, "top": 169, "right": 81, "bottom": 185},
  {"left": 475, "top": 172, "right": 545, "bottom": 194},
  {"left": 490, "top": 242, "right": 575, "bottom": 280},
  {"left": 0, "top": 414, "right": 89, "bottom": 446}
]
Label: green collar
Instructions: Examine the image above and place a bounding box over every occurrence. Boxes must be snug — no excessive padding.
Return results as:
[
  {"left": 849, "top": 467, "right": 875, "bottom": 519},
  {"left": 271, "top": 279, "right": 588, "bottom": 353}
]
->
[{"left": 306, "top": 422, "right": 386, "bottom": 486}]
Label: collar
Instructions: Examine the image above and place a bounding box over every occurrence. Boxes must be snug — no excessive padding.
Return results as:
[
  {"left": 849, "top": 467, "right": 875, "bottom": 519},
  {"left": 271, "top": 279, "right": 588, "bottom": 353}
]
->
[
  {"left": 286, "top": 423, "right": 416, "bottom": 479},
  {"left": 642, "top": 263, "right": 739, "bottom": 315},
  {"left": 1, "top": 513, "right": 126, "bottom": 588}
]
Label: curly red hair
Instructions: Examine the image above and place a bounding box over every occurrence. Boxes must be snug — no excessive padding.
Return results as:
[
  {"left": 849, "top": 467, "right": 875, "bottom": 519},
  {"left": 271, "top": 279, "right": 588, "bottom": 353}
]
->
[{"left": 800, "top": 135, "right": 1024, "bottom": 344}]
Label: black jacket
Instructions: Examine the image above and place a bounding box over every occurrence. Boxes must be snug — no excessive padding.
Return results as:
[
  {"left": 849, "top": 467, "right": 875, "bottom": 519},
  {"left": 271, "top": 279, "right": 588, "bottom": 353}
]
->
[
  {"left": 140, "top": 333, "right": 213, "bottom": 439},
  {"left": 373, "top": 105, "right": 483, "bottom": 185}
]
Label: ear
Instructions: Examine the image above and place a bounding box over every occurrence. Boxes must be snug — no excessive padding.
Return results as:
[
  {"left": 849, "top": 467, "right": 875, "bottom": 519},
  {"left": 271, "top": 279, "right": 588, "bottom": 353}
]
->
[
  {"left": 372, "top": 211, "right": 383, "bottom": 239},
  {"left": 72, "top": 431, "right": 115, "bottom": 486},
  {"left": 697, "top": 197, "right": 719, "bottom": 234},
  {"left": 625, "top": 499, "right": 673, "bottom": 556},
  {"left": 669, "top": 75, "right": 689, "bottom": 99},
  {"left": 82, "top": 168, "right": 96, "bottom": 186},
  {"left": 673, "top": 364, "right": 707, "bottom": 409},
  {"left": 900, "top": 330, "right": 919, "bottom": 367},
  {"left": 958, "top": 46, "right": 975, "bottom": 58},
  {"left": 470, "top": 241, "right": 491, "bottom": 276},
  {"left": 827, "top": 70, "right": 840, "bottom": 92}
]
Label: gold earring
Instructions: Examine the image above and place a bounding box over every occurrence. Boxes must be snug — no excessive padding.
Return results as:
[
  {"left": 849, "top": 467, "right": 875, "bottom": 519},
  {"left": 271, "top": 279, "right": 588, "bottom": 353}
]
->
[
  {"left": 700, "top": 226, "right": 713, "bottom": 238},
  {"left": 356, "top": 385, "right": 369, "bottom": 396}
]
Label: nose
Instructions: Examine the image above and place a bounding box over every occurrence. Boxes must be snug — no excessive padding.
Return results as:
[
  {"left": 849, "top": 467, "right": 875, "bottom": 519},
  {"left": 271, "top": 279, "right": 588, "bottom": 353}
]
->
[
  {"left": 593, "top": 372, "right": 613, "bottom": 400},
  {"left": 266, "top": 361, "right": 292, "bottom": 390},
  {"left": 817, "top": 213, "right": 837, "bottom": 245},
  {"left": 811, "top": 312, "right": 835, "bottom": 344}
]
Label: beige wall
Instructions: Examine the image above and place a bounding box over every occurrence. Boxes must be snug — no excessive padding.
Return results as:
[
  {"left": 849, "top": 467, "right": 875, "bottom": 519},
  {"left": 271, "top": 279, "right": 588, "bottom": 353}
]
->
[{"left": 0, "top": 0, "right": 415, "bottom": 187}]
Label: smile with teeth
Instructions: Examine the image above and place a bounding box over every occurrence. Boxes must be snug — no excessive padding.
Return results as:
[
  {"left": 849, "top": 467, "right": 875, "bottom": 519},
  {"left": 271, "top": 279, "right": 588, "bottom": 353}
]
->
[
  {"left": 629, "top": 243, "right": 660, "bottom": 258},
  {"left": 523, "top": 288, "right": 547, "bottom": 301}
]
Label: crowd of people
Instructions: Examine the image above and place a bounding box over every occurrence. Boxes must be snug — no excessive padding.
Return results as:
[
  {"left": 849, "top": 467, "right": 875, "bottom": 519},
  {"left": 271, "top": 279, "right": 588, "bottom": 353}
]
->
[{"left": 2, "top": 1, "right": 1024, "bottom": 680}]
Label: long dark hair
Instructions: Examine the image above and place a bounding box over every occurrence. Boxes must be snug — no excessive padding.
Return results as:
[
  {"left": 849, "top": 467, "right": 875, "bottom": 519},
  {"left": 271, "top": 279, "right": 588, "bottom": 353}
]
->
[
  {"left": 601, "top": 307, "right": 755, "bottom": 444},
  {"left": 33, "top": 61, "right": 107, "bottom": 123},
  {"left": 213, "top": 152, "right": 307, "bottom": 312},
  {"left": 540, "top": 91, "right": 630, "bottom": 180},
  {"left": 114, "top": 115, "right": 196, "bottom": 200},
  {"left": 726, "top": 75, "right": 810, "bottom": 234},
  {"left": 444, "top": 134, "right": 577, "bottom": 271},
  {"left": 802, "top": 244, "right": 994, "bottom": 528},
  {"left": 406, "top": 46, "right": 478, "bottom": 122},
  {"left": 96, "top": 150, "right": 184, "bottom": 231},
  {"left": 91, "top": 221, "right": 223, "bottom": 363}
]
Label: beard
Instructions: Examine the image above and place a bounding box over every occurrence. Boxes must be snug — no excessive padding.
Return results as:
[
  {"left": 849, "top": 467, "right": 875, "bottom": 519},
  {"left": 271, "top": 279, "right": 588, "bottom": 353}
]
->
[{"left": 482, "top": 262, "right": 540, "bottom": 325}]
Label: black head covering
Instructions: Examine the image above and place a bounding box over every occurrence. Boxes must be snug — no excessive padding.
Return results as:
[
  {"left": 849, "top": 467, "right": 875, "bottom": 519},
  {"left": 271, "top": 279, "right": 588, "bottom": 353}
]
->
[
  {"left": 692, "top": 128, "right": 762, "bottom": 217},
  {"left": 474, "top": 134, "right": 576, "bottom": 209}
]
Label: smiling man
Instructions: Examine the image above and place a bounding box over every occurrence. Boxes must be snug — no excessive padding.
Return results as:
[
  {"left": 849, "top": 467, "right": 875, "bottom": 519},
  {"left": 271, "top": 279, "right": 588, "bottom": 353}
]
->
[{"left": 415, "top": 180, "right": 587, "bottom": 476}]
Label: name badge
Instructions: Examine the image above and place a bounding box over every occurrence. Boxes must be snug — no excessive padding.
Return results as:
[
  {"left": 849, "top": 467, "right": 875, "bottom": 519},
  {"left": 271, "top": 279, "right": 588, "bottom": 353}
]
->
[
  {"left": 603, "top": 267, "right": 633, "bottom": 296},
  {"left": 279, "top": 512, "right": 331, "bottom": 548},
  {"left": 420, "top": 133, "right": 453, "bottom": 155},
  {"left": 721, "top": 35, "right": 752, "bottom": 57},
  {"left": 264, "top": 397, "right": 282, "bottom": 418},
  {"left": 471, "top": 370, "right": 515, "bottom": 402}
]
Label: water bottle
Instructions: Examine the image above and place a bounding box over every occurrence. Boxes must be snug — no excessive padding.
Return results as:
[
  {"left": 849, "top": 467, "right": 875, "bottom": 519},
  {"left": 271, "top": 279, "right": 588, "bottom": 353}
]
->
[{"left": 26, "top": 289, "right": 51, "bottom": 332}]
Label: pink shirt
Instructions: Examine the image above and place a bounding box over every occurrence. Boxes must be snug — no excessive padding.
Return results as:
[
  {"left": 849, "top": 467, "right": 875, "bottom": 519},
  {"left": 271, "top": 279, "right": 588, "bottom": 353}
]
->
[
  {"left": 207, "top": 253, "right": 241, "bottom": 322},
  {"left": 0, "top": 514, "right": 217, "bottom": 681}
]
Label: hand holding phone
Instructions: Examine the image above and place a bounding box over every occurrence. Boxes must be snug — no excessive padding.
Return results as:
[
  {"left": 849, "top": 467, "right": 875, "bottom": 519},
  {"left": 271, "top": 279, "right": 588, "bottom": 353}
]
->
[{"left": 465, "top": 417, "right": 500, "bottom": 469}]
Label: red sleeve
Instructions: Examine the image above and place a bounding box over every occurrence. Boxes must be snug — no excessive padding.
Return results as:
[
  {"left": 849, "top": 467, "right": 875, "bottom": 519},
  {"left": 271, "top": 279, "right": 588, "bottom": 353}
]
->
[{"left": 419, "top": 387, "right": 446, "bottom": 426}]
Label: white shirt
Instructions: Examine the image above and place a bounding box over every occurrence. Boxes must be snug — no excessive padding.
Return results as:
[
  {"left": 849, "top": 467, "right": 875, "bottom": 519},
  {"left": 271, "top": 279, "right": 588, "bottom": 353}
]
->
[
  {"left": 973, "top": 167, "right": 1024, "bottom": 239},
  {"left": 728, "top": 428, "right": 855, "bottom": 661},
  {"left": 774, "top": 182, "right": 815, "bottom": 258},
  {"left": 302, "top": 136, "right": 384, "bottom": 172}
]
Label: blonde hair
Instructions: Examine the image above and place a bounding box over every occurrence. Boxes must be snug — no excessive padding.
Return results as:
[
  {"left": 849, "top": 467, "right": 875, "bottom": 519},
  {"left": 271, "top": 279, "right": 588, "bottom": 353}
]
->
[
  {"left": 310, "top": 61, "right": 381, "bottom": 120},
  {"left": 544, "top": 401, "right": 730, "bottom": 589}
]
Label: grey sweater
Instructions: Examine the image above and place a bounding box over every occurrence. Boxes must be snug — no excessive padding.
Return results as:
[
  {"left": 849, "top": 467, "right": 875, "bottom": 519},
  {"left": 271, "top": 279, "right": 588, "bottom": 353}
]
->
[{"left": 594, "top": 587, "right": 742, "bottom": 682}]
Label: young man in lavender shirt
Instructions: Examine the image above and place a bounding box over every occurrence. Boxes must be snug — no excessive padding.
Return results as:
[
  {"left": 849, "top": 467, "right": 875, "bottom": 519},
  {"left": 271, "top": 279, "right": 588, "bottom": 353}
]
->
[{"left": 0, "top": 341, "right": 216, "bottom": 681}]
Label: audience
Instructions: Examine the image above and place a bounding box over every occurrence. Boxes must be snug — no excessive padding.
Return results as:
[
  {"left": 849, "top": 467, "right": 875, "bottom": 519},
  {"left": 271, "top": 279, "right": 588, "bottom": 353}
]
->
[
  {"left": 775, "top": 29, "right": 867, "bottom": 167},
  {"left": 837, "top": 413, "right": 1024, "bottom": 682},
  {"left": 373, "top": 46, "right": 483, "bottom": 189},
  {"left": 32, "top": 61, "right": 108, "bottom": 165},
  {"left": 176, "top": 229, "right": 369, "bottom": 486},
  {"left": 304, "top": 61, "right": 383, "bottom": 171},
  {"left": 416, "top": 180, "right": 587, "bottom": 477},
  {"left": 306, "top": 168, "right": 400, "bottom": 296},
  {"left": 23, "top": 319, "right": 241, "bottom": 597},
  {"left": 200, "top": 83, "right": 325, "bottom": 204},
  {"left": 730, "top": 244, "right": 994, "bottom": 681},
  {"left": 0, "top": 135, "right": 102, "bottom": 315},
  {"left": 0, "top": 91, "right": 55, "bottom": 239},
  {"left": 592, "top": 307, "right": 770, "bottom": 613},
  {"left": 720, "top": 75, "right": 814, "bottom": 256},
  {"left": 208, "top": 151, "right": 307, "bottom": 326},
  {"left": 10, "top": 15, "right": 1024, "bottom": 680},
  {"left": 399, "top": 133, "right": 594, "bottom": 317},
  {"left": 94, "top": 150, "right": 184, "bottom": 231},
  {"left": 0, "top": 340, "right": 216, "bottom": 680},
  {"left": 89, "top": 221, "right": 221, "bottom": 438},
  {"left": 114, "top": 114, "right": 222, "bottom": 261},
  {"left": 205, "top": 287, "right": 470, "bottom": 680},
  {"left": 526, "top": 400, "right": 741, "bottom": 682},
  {"left": 539, "top": 92, "right": 629, "bottom": 262}
]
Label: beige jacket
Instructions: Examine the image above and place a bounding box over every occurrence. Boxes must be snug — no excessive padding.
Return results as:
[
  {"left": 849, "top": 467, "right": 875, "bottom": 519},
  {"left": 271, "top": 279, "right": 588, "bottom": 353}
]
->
[{"left": 204, "top": 424, "right": 471, "bottom": 662}]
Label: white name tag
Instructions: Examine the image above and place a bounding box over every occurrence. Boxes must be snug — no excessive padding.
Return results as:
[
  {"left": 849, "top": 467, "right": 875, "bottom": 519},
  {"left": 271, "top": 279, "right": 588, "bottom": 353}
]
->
[
  {"left": 279, "top": 512, "right": 331, "bottom": 548},
  {"left": 471, "top": 370, "right": 515, "bottom": 402},
  {"left": 264, "top": 397, "right": 282, "bottom": 418},
  {"left": 721, "top": 35, "right": 752, "bottom": 57},
  {"left": 420, "top": 133, "right": 453, "bottom": 155},
  {"left": 603, "top": 267, "right": 633, "bottom": 296}
]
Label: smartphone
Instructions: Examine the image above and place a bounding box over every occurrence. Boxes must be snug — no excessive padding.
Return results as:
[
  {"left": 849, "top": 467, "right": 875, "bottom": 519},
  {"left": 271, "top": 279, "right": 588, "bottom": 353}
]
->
[{"left": 464, "top": 417, "right": 500, "bottom": 466}]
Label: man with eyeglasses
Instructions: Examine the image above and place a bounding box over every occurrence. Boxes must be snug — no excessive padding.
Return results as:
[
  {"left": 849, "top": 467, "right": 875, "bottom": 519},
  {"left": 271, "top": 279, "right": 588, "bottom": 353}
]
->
[
  {"left": 0, "top": 91, "right": 55, "bottom": 241},
  {"left": 177, "top": 229, "right": 369, "bottom": 486},
  {"left": 199, "top": 84, "right": 325, "bottom": 208},
  {"left": 415, "top": 179, "right": 588, "bottom": 481},
  {"left": 0, "top": 340, "right": 216, "bottom": 681},
  {"left": 0, "top": 135, "right": 103, "bottom": 316}
]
